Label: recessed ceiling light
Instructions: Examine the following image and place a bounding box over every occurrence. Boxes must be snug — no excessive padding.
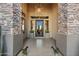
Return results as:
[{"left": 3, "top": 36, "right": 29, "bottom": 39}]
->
[{"left": 37, "top": 8, "right": 41, "bottom": 12}]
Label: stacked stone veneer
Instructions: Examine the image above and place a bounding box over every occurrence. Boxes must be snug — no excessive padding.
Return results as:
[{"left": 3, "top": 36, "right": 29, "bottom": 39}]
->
[
  {"left": 0, "top": 3, "right": 21, "bottom": 56},
  {"left": 13, "top": 4, "right": 21, "bottom": 35},
  {"left": 67, "top": 4, "right": 79, "bottom": 34},
  {"left": 55, "top": 3, "right": 68, "bottom": 56},
  {"left": 13, "top": 4, "right": 23, "bottom": 56},
  {"left": 58, "top": 3, "right": 79, "bottom": 36},
  {"left": 67, "top": 4, "right": 79, "bottom": 56},
  {"left": 58, "top": 3, "right": 68, "bottom": 34}
]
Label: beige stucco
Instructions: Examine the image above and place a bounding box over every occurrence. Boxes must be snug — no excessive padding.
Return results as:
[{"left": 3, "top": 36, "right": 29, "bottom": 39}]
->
[{"left": 21, "top": 4, "right": 28, "bottom": 38}]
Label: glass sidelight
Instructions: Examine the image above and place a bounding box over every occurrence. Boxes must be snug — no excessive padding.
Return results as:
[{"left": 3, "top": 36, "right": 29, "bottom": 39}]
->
[
  {"left": 30, "top": 20, "right": 35, "bottom": 33},
  {"left": 45, "top": 20, "right": 49, "bottom": 33},
  {"left": 35, "top": 20, "right": 44, "bottom": 37}
]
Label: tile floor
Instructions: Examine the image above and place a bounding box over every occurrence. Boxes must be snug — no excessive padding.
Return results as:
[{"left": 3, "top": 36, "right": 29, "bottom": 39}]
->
[{"left": 18, "top": 38, "right": 62, "bottom": 56}]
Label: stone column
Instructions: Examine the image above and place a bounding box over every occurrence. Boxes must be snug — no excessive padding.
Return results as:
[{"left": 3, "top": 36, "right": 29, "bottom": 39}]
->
[
  {"left": 58, "top": 3, "right": 68, "bottom": 34},
  {"left": 0, "top": 3, "right": 13, "bottom": 56},
  {"left": 67, "top": 3, "right": 79, "bottom": 56},
  {"left": 13, "top": 3, "right": 23, "bottom": 56},
  {"left": 57, "top": 3, "right": 79, "bottom": 56},
  {"left": 0, "top": 3, "right": 22, "bottom": 56},
  {"left": 55, "top": 3, "right": 68, "bottom": 56}
]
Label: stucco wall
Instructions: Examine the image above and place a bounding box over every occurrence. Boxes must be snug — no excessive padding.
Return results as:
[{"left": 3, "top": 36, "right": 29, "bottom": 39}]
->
[{"left": 21, "top": 4, "right": 28, "bottom": 39}]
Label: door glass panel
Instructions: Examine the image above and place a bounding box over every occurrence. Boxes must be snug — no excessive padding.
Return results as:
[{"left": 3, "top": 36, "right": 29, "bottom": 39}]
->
[{"left": 35, "top": 20, "right": 43, "bottom": 37}]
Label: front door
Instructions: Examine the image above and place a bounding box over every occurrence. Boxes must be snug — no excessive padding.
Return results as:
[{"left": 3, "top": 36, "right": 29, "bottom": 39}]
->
[{"left": 35, "top": 20, "right": 44, "bottom": 37}]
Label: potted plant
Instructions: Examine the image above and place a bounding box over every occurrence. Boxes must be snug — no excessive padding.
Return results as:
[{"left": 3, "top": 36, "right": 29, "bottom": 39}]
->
[
  {"left": 45, "top": 30, "right": 49, "bottom": 33},
  {"left": 30, "top": 30, "right": 34, "bottom": 33},
  {"left": 45, "top": 30, "right": 49, "bottom": 38},
  {"left": 30, "top": 30, "right": 34, "bottom": 38}
]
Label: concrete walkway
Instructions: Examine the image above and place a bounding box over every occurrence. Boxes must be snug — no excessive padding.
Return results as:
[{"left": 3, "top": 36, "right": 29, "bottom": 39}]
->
[{"left": 18, "top": 38, "right": 61, "bottom": 56}]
